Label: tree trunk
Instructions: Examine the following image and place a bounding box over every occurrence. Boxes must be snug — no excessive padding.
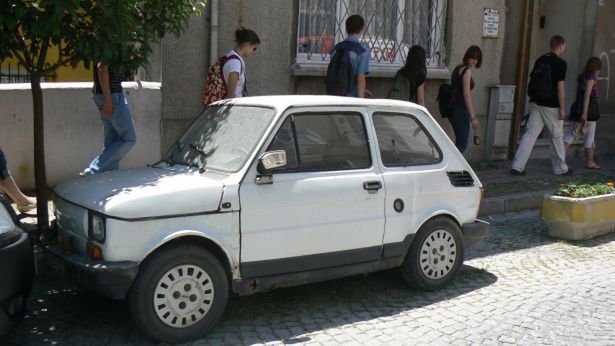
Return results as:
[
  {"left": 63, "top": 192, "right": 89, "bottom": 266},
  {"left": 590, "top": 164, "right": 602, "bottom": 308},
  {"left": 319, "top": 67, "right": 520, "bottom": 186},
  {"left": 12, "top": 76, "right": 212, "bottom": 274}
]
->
[{"left": 30, "top": 73, "right": 49, "bottom": 234}]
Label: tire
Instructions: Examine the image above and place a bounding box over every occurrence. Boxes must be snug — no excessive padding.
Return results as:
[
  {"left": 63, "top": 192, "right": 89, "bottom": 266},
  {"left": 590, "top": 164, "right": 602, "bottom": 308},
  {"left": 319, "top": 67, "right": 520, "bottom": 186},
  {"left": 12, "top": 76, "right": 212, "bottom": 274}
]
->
[
  {"left": 401, "top": 217, "right": 464, "bottom": 290},
  {"left": 129, "top": 244, "right": 229, "bottom": 343}
]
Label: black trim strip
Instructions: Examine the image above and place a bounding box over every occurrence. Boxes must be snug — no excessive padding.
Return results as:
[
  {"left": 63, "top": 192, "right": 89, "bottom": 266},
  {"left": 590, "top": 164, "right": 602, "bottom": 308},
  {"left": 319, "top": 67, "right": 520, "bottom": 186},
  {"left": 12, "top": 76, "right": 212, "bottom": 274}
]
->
[
  {"left": 382, "top": 233, "right": 415, "bottom": 258},
  {"left": 241, "top": 245, "right": 382, "bottom": 278},
  {"left": 55, "top": 195, "right": 228, "bottom": 222}
]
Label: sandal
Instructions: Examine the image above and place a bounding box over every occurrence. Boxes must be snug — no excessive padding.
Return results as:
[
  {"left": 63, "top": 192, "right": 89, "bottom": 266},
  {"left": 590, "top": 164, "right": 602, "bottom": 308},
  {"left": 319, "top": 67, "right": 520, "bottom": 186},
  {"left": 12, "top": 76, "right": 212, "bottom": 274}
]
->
[
  {"left": 585, "top": 165, "right": 601, "bottom": 170},
  {"left": 17, "top": 202, "right": 37, "bottom": 213}
]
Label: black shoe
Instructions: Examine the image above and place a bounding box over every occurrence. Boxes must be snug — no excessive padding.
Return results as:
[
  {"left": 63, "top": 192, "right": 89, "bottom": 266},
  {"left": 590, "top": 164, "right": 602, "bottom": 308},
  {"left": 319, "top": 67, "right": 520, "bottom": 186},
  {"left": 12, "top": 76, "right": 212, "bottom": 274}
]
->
[{"left": 510, "top": 169, "right": 527, "bottom": 176}]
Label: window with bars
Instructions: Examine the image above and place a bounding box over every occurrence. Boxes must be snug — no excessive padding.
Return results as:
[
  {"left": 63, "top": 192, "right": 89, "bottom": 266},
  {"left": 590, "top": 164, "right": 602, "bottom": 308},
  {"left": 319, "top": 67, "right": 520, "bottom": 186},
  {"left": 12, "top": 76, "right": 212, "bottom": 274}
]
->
[{"left": 297, "top": 0, "right": 447, "bottom": 69}]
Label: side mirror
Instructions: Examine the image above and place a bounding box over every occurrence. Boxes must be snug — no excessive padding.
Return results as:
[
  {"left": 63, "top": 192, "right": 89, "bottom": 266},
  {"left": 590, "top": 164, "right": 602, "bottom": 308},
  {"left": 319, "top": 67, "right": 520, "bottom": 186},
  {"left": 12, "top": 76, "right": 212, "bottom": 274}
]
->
[{"left": 258, "top": 150, "right": 287, "bottom": 173}]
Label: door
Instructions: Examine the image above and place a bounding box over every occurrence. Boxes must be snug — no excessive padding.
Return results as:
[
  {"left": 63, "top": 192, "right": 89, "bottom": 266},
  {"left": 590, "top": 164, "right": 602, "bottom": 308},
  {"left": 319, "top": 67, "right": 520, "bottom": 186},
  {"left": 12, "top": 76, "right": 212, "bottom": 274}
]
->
[
  {"left": 239, "top": 109, "right": 385, "bottom": 277},
  {"left": 371, "top": 111, "right": 447, "bottom": 252}
]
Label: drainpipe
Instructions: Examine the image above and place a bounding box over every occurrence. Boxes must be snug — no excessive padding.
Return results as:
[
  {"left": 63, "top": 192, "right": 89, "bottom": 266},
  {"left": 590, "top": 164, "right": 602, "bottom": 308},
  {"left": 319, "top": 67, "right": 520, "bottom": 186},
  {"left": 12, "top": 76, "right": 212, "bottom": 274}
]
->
[
  {"left": 509, "top": 0, "right": 532, "bottom": 158},
  {"left": 209, "top": 0, "right": 219, "bottom": 65}
]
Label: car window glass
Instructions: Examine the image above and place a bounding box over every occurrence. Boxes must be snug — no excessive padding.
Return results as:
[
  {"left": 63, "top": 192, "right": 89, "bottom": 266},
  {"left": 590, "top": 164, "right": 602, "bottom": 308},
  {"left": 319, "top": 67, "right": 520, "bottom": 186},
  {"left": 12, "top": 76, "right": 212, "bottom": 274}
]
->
[
  {"left": 294, "top": 113, "right": 370, "bottom": 171},
  {"left": 373, "top": 112, "right": 442, "bottom": 167},
  {"left": 267, "top": 117, "right": 299, "bottom": 171}
]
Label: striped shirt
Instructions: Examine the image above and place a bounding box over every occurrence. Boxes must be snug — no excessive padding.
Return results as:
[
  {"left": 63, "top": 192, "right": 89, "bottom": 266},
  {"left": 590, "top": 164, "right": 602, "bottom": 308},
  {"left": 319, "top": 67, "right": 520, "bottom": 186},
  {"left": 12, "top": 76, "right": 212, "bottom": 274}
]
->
[{"left": 93, "top": 65, "right": 124, "bottom": 94}]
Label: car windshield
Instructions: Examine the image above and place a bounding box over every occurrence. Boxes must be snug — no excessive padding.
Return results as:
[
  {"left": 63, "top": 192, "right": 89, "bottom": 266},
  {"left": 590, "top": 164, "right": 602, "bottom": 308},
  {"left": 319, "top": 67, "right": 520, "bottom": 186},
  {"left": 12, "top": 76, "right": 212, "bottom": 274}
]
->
[{"left": 166, "top": 105, "right": 275, "bottom": 172}]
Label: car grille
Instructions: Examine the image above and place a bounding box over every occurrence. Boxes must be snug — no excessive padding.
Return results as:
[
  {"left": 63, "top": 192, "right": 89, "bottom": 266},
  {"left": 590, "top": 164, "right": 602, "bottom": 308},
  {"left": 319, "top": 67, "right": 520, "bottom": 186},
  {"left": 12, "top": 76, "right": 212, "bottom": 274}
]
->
[{"left": 447, "top": 171, "right": 475, "bottom": 187}]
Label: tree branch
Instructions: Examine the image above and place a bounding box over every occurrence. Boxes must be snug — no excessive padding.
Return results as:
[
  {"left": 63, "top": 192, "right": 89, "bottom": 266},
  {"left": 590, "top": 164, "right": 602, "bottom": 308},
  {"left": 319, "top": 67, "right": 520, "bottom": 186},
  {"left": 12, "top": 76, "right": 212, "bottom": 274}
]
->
[
  {"left": 36, "top": 36, "right": 51, "bottom": 71},
  {"left": 15, "top": 33, "right": 36, "bottom": 69},
  {"left": 41, "top": 56, "right": 73, "bottom": 75},
  {"left": 9, "top": 49, "right": 32, "bottom": 73}
]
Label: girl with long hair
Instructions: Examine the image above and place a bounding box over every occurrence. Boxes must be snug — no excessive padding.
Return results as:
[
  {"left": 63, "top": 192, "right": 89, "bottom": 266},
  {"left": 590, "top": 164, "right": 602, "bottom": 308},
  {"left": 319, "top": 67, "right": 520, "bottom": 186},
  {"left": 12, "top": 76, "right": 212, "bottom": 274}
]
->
[
  {"left": 387, "top": 45, "right": 427, "bottom": 105},
  {"left": 564, "top": 57, "right": 602, "bottom": 169}
]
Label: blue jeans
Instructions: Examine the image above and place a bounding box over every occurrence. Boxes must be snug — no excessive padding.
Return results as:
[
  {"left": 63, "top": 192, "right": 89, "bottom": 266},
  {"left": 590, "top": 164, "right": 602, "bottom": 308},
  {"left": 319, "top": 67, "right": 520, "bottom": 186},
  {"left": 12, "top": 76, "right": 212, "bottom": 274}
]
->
[
  {"left": 85, "top": 93, "right": 136, "bottom": 174},
  {"left": 448, "top": 107, "right": 471, "bottom": 153}
]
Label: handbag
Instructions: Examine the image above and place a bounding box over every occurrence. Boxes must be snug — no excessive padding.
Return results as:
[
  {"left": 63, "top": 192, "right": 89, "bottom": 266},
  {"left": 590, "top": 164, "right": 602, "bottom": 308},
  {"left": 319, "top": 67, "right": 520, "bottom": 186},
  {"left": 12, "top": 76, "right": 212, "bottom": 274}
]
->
[{"left": 572, "top": 121, "right": 589, "bottom": 140}]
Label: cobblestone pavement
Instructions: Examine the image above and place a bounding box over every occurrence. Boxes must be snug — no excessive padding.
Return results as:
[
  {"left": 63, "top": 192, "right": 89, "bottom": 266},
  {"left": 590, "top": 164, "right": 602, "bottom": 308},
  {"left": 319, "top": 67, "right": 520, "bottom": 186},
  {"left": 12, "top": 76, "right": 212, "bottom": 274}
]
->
[{"left": 3, "top": 210, "right": 615, "bottom": 345}]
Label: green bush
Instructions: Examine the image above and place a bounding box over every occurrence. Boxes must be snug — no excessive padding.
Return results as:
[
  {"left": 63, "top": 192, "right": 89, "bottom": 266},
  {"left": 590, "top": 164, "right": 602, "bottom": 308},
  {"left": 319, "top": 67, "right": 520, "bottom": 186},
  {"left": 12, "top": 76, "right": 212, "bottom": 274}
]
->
[{"left": 555, "top": 181, "right": 615, "bottom": 198}]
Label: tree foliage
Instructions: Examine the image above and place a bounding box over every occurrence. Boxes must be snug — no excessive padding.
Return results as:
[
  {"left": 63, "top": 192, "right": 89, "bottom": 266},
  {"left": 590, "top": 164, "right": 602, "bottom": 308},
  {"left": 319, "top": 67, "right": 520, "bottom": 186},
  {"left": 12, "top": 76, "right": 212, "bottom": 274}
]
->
[{"left": 0, "top": 0, "right": 206, "bottom": 75}]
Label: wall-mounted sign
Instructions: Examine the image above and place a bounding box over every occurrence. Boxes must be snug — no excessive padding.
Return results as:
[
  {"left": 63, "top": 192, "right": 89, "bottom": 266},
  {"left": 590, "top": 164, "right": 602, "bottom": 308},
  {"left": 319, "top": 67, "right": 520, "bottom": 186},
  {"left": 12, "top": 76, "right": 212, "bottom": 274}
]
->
[{"left": 483, "top": 8, "right": 499, "bottom": 38}]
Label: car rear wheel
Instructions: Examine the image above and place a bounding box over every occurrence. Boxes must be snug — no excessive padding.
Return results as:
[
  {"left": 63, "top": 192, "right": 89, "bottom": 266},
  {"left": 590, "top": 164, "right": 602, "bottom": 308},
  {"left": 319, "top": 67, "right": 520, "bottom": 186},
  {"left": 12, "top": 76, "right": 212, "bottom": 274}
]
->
[
  {"left": 129, "top": 244, "right": 228, "bottom": 343},
  {"left": 401, "top": 217, "right": 464, "bottom": 290}
]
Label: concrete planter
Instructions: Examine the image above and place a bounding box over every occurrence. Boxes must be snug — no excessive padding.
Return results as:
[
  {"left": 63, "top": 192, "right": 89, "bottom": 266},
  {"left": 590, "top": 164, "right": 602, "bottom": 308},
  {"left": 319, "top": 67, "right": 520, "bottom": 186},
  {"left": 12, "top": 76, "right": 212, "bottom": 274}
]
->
[{"left": 540, "top": 193, "right": 615, "bottom": 240}]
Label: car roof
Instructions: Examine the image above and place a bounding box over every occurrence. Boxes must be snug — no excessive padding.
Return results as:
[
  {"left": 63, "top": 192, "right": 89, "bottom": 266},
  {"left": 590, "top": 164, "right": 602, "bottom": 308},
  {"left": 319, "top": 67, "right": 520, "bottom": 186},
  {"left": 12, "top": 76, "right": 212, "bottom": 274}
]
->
[{"left": 213, "top": 95, "right": 427, "bottom": 113}]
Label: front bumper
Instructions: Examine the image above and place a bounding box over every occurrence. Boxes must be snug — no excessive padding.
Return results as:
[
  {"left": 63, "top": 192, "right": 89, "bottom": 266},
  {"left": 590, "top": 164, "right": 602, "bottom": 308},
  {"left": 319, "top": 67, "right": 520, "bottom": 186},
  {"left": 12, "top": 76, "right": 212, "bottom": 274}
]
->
[
  {"left": 0, "top": 228, "right": 34, "bottom": 336},
  {"left": 461, "top": 219, "right": 490, "bottom": 247},
  {"left": 46, "top": 245, "right": 138, "bottom": 300}
]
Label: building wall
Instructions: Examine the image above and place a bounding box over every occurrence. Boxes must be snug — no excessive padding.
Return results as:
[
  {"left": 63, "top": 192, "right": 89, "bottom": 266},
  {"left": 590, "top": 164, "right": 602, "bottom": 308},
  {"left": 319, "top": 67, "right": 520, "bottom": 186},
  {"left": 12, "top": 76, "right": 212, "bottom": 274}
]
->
[
  {"left": 160, "top": 0, "right": 507, "bottom": 162},
  {"left": 594, "top": 0, "right": 615, "bottom": 114},
  {"left": 0, "top": 82, "right": 162, "bottom": 189}
]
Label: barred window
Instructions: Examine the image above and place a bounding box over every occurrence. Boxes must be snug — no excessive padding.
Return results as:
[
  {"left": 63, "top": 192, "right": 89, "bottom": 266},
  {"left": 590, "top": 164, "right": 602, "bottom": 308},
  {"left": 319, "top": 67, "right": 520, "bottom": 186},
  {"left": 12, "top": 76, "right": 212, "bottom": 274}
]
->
[{"left": 297, "top": 0, "right": 447, "bottom": 68}]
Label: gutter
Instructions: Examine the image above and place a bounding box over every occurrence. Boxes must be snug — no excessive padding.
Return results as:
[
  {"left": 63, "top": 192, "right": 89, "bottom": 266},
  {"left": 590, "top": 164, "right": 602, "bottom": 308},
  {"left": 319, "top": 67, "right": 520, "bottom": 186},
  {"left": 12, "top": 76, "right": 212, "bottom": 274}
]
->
[{"left": 209, "top": 0, "right": 219, "bottom": 64}]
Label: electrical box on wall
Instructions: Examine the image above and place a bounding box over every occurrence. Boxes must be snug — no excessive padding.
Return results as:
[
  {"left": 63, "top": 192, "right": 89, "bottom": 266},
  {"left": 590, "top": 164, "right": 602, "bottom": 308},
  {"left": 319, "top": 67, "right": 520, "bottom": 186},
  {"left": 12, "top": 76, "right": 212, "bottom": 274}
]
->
[{"left": 484, "top": 85, "right": 516, "bottom": 161}]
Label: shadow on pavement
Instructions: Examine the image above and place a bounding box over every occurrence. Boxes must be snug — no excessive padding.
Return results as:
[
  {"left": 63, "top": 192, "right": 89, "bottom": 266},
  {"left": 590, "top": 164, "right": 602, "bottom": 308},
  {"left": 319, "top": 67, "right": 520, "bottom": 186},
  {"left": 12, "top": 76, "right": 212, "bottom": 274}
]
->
[
  {"left": 3, "top": 265, "right": 497, "bottom": 345},
  {"left": 562, "top": 230, "right": 615, "bottom": 248}
]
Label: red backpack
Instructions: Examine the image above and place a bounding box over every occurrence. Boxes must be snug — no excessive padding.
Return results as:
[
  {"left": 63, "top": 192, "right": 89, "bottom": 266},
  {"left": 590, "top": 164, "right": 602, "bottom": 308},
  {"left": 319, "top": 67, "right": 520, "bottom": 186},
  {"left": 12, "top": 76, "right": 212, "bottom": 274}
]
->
[{"left": 201, "top": 55, "right": 241, "bottom": 106}]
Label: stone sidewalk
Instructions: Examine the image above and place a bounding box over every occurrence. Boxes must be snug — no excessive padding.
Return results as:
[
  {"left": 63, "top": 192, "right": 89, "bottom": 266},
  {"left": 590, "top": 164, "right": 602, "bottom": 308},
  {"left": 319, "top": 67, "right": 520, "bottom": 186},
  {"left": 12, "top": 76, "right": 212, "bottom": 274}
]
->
[
  {"left": 3, "top": 210, "right": 615, "bottom": 345},
  {"left": 477, "top": 156, "right": 615, "bottom": 216}
]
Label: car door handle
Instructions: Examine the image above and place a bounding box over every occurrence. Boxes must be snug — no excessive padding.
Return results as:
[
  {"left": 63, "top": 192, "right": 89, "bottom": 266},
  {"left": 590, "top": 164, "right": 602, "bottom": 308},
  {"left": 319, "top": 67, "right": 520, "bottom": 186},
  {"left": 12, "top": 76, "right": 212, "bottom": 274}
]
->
[{"left": 363, "top": 181, "right": 382, "bottom": 191}]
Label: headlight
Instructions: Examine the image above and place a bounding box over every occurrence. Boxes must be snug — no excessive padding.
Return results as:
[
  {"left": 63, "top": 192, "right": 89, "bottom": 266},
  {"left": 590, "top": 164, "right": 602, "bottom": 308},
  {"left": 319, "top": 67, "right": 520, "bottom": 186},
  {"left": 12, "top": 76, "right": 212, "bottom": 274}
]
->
[{"left": 88, "top": 212, "right": 106, "bottom": 243}]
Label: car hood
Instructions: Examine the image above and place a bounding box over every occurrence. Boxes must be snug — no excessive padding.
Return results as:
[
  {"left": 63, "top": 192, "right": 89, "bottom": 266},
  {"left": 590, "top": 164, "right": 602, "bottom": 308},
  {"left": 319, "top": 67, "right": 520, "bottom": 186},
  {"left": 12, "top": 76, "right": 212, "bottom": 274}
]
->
[{"left": 54, "top": 167, "right": 224, "bottom": 219}]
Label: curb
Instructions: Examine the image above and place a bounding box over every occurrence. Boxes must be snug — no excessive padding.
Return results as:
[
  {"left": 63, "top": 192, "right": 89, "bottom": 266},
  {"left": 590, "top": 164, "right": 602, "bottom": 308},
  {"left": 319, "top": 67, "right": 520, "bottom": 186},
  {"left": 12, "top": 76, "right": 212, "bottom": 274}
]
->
[{"left": 479, "top": 190, "right": 550, "bottom": 216}]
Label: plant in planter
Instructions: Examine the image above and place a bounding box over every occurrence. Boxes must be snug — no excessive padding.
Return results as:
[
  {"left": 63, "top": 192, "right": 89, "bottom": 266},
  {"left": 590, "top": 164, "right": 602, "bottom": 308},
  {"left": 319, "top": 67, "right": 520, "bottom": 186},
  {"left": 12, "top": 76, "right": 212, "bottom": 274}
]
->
[{"left": 541, "top": 181, "right": 615, "bottom": 240}]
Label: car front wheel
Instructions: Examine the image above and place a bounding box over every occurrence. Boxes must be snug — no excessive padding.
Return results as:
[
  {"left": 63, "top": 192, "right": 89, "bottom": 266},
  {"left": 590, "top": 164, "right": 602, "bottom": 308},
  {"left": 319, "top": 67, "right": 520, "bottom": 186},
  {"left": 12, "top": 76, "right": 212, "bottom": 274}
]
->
[
  {"left": 129, "top": 244, "right": 228, "bottom": 343},
  {"left": 401, "top": 217, "right": 464, "bottom": 290}
]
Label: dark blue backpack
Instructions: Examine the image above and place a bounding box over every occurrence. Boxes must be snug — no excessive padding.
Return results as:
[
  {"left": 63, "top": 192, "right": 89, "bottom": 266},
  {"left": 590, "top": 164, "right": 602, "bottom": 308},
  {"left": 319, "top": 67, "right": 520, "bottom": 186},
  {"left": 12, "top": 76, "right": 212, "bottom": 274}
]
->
[
  {"left": 527, "top": 60, "right": 553, "bottom": 102},
  {"left": 325, "top": 41, "right": 366, "bottom": 96}
]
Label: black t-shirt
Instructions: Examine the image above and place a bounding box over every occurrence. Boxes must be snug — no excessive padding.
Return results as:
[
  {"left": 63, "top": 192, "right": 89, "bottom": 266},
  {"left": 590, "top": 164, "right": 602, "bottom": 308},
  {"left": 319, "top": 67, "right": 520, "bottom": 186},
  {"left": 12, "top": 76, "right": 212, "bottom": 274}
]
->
[
  {"left": 93, "top": 65, "right": 124, "bottom": 95},
  {"left": 531, "top": 53, "right": 567, "bottom": 108}
]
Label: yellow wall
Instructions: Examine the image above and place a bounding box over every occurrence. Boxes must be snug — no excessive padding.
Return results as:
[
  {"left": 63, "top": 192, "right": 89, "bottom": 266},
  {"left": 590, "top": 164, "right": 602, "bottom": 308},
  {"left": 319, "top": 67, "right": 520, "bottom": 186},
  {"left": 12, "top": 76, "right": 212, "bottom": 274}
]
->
[{"left": 1, "top": 44, "right": 92, "bottom": 82}]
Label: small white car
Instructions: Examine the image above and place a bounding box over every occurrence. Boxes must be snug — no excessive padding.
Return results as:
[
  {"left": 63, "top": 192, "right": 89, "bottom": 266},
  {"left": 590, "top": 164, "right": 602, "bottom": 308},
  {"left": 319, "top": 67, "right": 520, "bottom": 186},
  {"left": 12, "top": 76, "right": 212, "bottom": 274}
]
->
[{"left": 47, "top": 96, "right": 488, "bottom": 343}]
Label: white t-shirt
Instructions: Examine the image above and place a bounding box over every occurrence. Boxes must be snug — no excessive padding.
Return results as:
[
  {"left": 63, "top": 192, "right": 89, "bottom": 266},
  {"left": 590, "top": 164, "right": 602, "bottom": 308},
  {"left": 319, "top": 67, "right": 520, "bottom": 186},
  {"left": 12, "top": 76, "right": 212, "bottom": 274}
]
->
[{"left": 222, "top": 50, "right": 245, "bottom": 98}]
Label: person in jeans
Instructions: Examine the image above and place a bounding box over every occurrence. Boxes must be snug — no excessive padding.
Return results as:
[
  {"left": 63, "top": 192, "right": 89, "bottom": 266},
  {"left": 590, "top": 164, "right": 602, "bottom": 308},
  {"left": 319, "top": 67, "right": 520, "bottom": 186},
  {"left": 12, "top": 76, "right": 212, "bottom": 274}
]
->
[
  {"left": 329, "top": 14, "right": 371, "bottom": 98},
  {"left": 512, "top": 35, "right": 570, "bottom": 176},
  {"left": 82, "top": 63, "right": 136, "bottom": 175},
  {"left": 448, "top": 45, "right": 482, "bottom": 152},
  {"left": 563, "top": 57, "right": 602, "bottom": 170},
  {"left": 387, "top": 45, "right": 427, "bottom": 106},
  {"left": 0, "top": 147, "right": 36, "bottom": 212}
]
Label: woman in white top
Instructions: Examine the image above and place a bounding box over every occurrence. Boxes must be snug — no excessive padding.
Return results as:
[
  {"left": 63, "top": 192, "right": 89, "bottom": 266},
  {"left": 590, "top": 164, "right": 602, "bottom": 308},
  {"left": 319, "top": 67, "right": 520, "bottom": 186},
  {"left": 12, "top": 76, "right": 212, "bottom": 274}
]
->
[{"left": 223, "top": 27, "right": 261, "bottom": 99}]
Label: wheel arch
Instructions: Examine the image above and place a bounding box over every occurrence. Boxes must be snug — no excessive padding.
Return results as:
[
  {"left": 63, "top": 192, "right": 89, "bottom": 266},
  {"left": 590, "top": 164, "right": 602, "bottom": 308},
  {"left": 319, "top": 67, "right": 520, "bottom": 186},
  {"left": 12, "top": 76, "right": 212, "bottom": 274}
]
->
[
  {"left": 408, "top": 212, "right": 463, "bottom": 250},
  {"left": 139, "top": 234, "right": 234, "bottom": 284}
]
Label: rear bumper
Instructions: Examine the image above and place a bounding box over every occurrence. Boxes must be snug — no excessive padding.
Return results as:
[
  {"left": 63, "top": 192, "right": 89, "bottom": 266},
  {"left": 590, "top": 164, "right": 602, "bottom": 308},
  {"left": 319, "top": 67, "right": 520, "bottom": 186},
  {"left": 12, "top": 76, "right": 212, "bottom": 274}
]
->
[
  {"left": 0, "top": 228, "right": 34, "bottom": 336},
  {"left": 462, "top": 219, "right": 490, "bottom": 247},
  {"left": 45, "top": 245, "right": 138, "bottom": 300}
]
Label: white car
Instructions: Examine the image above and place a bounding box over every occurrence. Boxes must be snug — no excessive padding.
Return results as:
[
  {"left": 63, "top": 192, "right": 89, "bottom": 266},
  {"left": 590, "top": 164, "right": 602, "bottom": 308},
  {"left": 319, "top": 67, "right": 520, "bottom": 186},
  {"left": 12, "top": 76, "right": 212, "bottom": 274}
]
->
[{"left": 47, "top": 96, "right": 488, "bottom": 343}]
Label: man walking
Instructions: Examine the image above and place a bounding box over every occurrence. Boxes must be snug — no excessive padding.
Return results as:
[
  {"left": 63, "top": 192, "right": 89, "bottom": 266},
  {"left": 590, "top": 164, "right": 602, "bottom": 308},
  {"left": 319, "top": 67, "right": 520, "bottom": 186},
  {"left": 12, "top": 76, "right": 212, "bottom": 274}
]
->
[
  {"left": 82, "top": 63, "right": 136, "bottom": 175},
  {"left": 511, "top": 35, "right": 570, "bottom": 176},
  {"left": 325, "top": 14, "right": 371, "bottom": 98}
]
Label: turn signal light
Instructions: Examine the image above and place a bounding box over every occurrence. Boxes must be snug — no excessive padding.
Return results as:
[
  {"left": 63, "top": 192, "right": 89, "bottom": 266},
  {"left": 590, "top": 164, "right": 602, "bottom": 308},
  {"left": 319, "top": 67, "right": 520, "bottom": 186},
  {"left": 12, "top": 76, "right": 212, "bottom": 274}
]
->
[{"left": 87, "top": 242, "right": 103, "bottom": 260}]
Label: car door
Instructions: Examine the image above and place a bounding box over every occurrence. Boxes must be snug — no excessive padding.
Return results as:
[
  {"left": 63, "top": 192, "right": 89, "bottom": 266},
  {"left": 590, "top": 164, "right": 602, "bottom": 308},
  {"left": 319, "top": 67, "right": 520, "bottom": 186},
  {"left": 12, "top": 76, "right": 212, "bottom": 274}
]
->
[
  {"left": 371, "top": 111, "right": 447, "bottom": 254},
  {"left": 239, "top": 108, "right": 385, "bottom": 277}
]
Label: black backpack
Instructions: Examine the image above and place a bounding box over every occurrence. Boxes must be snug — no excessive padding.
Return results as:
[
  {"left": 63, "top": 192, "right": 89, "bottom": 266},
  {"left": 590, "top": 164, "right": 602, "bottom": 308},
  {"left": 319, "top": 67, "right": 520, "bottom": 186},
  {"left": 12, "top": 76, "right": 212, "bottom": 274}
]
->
[
  {"left": 437, "top": 67, "right": 468, "bottom": 118},
  {"left": 325, "top": 41, "right": 365, "bottom": 96},
  {"left": 527, "top": 58, "right": 553, "bottom": 102}
]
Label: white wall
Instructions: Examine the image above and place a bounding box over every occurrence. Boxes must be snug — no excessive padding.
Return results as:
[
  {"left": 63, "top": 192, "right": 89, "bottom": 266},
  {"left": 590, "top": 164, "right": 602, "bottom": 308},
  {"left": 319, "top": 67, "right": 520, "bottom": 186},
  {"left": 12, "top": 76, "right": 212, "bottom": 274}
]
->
[{"left": 0, "top": 82, "right": 162, "bottom": 189}]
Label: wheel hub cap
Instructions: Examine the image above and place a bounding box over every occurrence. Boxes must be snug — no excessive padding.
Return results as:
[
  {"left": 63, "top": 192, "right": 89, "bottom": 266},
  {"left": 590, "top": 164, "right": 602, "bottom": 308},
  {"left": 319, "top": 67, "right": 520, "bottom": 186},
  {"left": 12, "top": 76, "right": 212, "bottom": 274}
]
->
[
  {"left": 154, "top": 264, "right": 214, "bottom": 328},
  {"left": 419, "top": 229, "right": 457, "bottom": 280}
]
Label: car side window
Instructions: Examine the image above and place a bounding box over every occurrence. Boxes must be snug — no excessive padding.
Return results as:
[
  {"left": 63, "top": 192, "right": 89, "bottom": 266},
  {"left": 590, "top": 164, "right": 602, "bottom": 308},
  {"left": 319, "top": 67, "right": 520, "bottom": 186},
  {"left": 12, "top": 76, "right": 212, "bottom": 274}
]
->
[
  {"left": 266, "top": 112, "right": 371, "bottom": 172},
  {"left": 373, "top": 112, "right": 442, "bottom": 167}
]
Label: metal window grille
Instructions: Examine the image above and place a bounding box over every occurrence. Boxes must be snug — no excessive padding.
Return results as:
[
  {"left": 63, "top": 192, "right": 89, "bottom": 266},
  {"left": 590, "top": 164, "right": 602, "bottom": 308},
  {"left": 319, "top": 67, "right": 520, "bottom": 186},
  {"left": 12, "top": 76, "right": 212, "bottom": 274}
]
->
[
  {"left": 297, "top": 0, "right": 447, "bottom": 67},
  {"left": 0, "top": 62, "right": 56, "bottom": 83}
]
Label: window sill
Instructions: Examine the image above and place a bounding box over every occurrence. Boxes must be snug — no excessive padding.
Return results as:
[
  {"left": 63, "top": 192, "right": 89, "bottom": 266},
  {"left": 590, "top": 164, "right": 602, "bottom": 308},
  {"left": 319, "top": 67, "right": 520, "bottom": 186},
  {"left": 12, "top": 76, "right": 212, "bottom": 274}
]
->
[{"left": 292, "top": 62, "right": 450, "bottom": 80}]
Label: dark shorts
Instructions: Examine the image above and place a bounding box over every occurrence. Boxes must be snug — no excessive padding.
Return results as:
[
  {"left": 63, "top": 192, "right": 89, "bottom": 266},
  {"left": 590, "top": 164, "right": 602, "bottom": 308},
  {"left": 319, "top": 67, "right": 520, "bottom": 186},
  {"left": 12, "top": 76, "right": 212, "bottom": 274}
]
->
[{"left": 0, "top": 147, "right": 10, "bottom": 179}]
